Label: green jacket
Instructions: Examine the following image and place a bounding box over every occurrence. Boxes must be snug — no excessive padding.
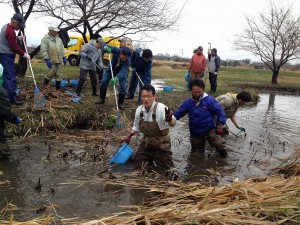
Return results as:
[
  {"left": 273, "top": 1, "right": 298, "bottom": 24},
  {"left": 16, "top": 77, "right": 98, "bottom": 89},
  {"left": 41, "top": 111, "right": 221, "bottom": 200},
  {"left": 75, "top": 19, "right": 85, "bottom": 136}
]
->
[
  {"left": 40, "top": 34, "right": 65, "bottom": 63},
  {"left": 216, "top": 93, "right": 238, "bottom": 119}
]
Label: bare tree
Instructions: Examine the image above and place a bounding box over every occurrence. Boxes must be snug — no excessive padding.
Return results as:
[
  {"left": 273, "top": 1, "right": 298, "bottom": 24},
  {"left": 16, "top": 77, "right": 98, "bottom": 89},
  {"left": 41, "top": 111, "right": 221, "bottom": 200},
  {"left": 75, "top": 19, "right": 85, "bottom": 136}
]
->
[
  {"left": 233, "top": 1, "right": 300, "bottom": 84},
  {"left": 36, "top": 0, "right": 185, "bottom": 42}
]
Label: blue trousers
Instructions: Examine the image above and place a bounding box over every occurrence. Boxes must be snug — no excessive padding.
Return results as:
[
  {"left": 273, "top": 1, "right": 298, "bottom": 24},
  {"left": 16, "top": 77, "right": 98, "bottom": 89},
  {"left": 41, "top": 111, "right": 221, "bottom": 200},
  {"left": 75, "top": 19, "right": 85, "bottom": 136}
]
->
[
  {"left": 100, "top": 69, "right": 128, "bottom": 95},
  {"left": 0, "top": 53, "right": 17, "bottom": 103}
]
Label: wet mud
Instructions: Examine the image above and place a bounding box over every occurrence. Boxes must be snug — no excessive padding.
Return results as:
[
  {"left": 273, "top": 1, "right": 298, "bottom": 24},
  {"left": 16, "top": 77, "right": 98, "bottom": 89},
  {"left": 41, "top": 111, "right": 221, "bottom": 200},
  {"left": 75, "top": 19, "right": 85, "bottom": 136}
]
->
[{"left": 0, "top": 92, "right": 300, "bottom": 221}]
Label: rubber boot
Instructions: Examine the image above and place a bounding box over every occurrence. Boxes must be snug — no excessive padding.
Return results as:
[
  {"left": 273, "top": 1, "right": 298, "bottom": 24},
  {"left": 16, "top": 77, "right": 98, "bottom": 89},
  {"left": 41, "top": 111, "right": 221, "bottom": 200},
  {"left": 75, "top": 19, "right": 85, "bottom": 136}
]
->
[
  {"left": 76, "top": 86, "right": 81, "bottom": 97},
  {"left": 92, "top": 85, "right": 98, "bottom": 96},
  {"left": 95, "top": 88, "right": 106, "bottom": 104},
  {"left": 55, "top": 80, "right": 61, "bottom": 90},
  {"left": 43, "top": 78, "right": 50, "bottom": 86},
  {"left": 118, "top": 93, "right": 125, "bottom": 110}
]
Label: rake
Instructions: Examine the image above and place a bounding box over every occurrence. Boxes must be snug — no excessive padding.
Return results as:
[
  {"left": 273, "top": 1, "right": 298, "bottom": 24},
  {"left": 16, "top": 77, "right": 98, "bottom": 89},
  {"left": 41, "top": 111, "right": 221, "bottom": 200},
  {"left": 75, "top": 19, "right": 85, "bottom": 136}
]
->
[
  {"left": 21, "top": 35, "right": 46, "bottom": 109},
  {"left": 108, "top": 54, "right": 124, "bottom": 127}
]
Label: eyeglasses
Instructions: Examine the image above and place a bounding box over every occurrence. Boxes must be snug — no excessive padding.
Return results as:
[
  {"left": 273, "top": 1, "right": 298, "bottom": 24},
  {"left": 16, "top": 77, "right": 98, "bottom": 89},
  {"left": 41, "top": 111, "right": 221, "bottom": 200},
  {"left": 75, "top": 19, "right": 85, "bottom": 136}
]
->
[{"left": 141, "top": 95, "right": 153, "bottom": 99}]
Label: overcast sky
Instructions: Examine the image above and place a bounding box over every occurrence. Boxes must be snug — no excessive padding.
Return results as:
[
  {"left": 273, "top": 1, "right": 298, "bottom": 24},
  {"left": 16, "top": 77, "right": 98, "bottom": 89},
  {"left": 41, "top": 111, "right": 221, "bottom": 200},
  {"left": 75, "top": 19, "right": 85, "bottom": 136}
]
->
[{"left": 0, "top": 0, "right": 299, "bottom": 62}]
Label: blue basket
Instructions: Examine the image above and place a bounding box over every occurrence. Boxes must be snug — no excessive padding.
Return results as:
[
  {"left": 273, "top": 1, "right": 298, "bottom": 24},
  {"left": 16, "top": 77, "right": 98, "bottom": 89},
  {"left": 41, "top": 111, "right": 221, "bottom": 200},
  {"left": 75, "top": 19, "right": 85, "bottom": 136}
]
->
[
  {"left": 163, "top": 86, "right": 174, "bottom": 92},
  {"left": 110, "top": 143, "right": 133, "bottom": 164},
  {"left": 70, "top": 80, "right": 78, "bottom": 88},
  {"left": 52, "top": 79, "right": 68, "bottom": 88}
]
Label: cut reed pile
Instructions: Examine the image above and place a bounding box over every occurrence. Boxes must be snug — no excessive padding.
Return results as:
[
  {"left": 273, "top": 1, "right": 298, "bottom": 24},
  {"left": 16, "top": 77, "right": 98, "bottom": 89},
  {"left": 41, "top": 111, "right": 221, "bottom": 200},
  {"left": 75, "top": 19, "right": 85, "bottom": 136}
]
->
[{"left": 1, "top": 175, "right": 299, "bottom": 225}]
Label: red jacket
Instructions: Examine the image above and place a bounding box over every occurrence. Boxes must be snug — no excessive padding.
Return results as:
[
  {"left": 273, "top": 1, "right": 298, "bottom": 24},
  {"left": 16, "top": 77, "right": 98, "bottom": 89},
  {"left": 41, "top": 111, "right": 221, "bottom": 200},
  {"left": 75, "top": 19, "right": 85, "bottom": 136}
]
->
[{"left": 189, "top": 53, "right": 206, "bottom": 73}]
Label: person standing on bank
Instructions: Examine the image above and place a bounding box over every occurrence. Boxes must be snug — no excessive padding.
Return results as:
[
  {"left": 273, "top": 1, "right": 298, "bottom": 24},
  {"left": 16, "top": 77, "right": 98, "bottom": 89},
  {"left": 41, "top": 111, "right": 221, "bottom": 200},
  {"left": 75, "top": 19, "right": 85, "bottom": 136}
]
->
[
  {"left": 127, "top": 49, "right": 153, "bottom": 103},
  {"left": 123, "top": 84, "right": 176, "bottom": 169},
  {"left": 208, "top": 48, "right": 221, "bottom": 94},
  {"left": 76, "top": 37, "right": 104, "bottom": 96},
  {"left": 0, "top": 13, "right": 31, "bottom": 105},
  {"left": 189, "top": 46, "right": 206, "bottom": 82},
  {"left": 40, "top": 26, "right": 66, "bottom": 90},
  {"left": 173, "top": 79, "right": 228, "bottom": 158},
  {"left": 216, "top": 91, "right": 251, "bottom": 134},
  {"left": 96, "top": 46, "right": 132, "bottom": 110}
]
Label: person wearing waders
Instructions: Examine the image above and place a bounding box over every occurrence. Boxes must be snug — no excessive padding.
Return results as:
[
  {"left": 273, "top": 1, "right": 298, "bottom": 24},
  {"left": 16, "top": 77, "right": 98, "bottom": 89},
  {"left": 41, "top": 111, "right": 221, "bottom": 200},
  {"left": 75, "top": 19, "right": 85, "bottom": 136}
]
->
[
  {"left": 216, "top": 91, "right": 251, "bottom": 135},
  {"left": 126, "top": 49, "right": 153, "bottom": 104},
  {"left": 0, "top": 63, "right": 21, "bottom": 158},
  {"left": 76, "top": 37, "right": 104, "bottom": 96},
  {"left": 95, "top": 46, "right": 132, "bottom": 110},
  {"left": 173, "top": 79, "right": 228, "bottom": 158},
  {"left": 207, "top": 48, "right": 221, "bottom": 94},
  {"left": 40, "top": 26, "right": 66, "bottom": 90},
  {"left": 0, "top": 13, "right": 31, "bottom": 105},
  {"left": 122, "top": 84, "right": 176, "bottom": 169}
]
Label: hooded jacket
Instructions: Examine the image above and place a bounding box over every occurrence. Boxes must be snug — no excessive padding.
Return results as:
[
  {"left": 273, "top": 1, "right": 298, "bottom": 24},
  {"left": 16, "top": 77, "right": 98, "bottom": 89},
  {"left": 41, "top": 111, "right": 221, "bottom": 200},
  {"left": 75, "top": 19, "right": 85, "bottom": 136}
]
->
[
  {"left": 40, "top": 33, "right": 65, "bottom": 63},
  {"left": 79, "top": 40, "right": 103, "bottom": 71},
  {"left": 174, "top": 93, "right": 226, "bottom": 137}
]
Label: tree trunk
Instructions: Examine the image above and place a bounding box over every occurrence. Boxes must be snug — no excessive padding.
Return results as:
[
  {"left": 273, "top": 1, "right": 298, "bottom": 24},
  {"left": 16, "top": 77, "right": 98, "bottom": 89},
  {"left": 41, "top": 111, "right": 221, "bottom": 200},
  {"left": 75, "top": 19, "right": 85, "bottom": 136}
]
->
[
  {"left": 29, "top": 45, "right": 41, "bottom": 59},
  {"left": 271, "top": 70, "right": 279, "bottom": 84}
]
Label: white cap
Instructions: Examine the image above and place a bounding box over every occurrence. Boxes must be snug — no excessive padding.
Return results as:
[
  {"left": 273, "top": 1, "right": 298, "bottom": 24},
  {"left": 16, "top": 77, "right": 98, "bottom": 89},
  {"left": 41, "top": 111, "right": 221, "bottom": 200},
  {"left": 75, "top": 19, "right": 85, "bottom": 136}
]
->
[{"left": 48, "top": 25, "right": 59, "bottom": 32}]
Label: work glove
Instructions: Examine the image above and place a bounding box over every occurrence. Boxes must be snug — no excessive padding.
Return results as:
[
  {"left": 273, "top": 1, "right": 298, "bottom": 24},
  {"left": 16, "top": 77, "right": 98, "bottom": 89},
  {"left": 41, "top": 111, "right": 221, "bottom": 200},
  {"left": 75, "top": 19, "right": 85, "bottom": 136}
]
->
[
  {"left": 15, "top": 117, "right": 21, "bottom": 125},
  {"left": 45, "top": 59, "right": 52, "bottom": 68},
  {"left": 165, "top": 107, "right": 174, "bottom": 122},
  {"left": 86, "top": 55, "right": 92, "bottom": 61},
  {"left": 17, "top": 35, "right": 25, "bottom": 41},
  {"left": 238, "top": 127, "right": 246, "bottom": 132},
  {"left": 104, "top": 46, "right": 111, "bottom": 54},
  {"left": 123, "top": 133, "right": 132, "bottom": 144},
  {"left": 214, "top": 72, "right": 218, "bottom": 75},
  {"left": 111, "top": 77, "right": 118, "bottom": 85},
  {"left": 63, "top": 57, "right": 67, "bottom": 65},
  {"left": 23, "top": 53, "right": 31, "bottom": 61},
  {"left": 216, "top": 123, "right": 224, "bottom": 135}
]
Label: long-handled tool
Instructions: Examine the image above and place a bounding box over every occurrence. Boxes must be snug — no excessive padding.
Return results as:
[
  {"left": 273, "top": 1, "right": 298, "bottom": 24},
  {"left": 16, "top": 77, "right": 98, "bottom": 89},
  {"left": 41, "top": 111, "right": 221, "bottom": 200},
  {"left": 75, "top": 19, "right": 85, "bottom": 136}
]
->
[
  {"left": 21, "top": 34, "right": 46, "bottom": 108},
  {"left": 108, "top": 54, "right": 124, "bottom": 127},
  {"left": 205, "top": 42, "right": 212, "bottom": 84},
  {"left": 135, "top": 72, "right": 144, "bottom": 86}
]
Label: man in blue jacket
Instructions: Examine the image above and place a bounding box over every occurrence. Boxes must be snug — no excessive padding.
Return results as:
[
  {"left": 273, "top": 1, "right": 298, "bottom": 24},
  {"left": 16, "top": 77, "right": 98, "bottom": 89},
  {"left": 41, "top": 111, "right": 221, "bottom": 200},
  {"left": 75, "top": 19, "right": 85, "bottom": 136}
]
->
[
  {"left": 126, "top": 49, "right": 153, "bottom": 103},
  {"left": 173, "top": 79, "right": 228, "bottom": 158},
  {"left": 96, "top": 46, "right": 131, "bottom": 109}
]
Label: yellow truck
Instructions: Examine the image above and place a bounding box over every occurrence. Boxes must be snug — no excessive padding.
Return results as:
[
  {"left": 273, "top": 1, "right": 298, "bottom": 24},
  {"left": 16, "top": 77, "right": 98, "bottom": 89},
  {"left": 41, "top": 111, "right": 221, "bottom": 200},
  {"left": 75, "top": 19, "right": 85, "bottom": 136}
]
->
[{"left": 65, "top": 35, "right": 132, "bottom": 66}]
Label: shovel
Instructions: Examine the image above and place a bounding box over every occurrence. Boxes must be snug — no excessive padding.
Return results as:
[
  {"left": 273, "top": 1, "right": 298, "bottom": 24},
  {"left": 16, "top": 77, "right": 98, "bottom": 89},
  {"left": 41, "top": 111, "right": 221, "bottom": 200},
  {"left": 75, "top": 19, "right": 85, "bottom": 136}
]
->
[{"left": 108, "top": 54, "right": 124, "bottom": 127}]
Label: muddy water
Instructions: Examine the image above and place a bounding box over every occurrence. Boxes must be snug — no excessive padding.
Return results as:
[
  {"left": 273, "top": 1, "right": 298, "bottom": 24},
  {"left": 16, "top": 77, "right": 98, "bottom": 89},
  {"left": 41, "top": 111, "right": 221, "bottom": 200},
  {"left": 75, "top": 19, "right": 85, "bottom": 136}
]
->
[
  {"left": 171, "top": 93, "right": 300, "bottom": 184},
  {"left": 1, "top": 93, "right": 300, "bottom": 221}
]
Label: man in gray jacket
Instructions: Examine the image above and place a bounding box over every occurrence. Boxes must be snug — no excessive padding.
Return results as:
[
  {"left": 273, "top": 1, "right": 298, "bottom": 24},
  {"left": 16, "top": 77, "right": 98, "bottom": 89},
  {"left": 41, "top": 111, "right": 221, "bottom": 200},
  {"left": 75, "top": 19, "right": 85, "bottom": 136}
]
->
[
  {"left": 40, "top": 26, "right": 66, "bottom": 90},
  {"left": 208, "top": 48, "right": 221, "bottom": 94},
  {"left": 76, "top": 37, "right": 104, "bottom": 96}
]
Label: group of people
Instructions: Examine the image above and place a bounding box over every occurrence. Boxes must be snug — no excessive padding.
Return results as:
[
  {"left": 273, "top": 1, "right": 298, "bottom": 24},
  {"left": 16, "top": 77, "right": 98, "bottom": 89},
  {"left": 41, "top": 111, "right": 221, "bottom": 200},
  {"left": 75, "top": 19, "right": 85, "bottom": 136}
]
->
[
  {"left": 123, "top": 79, "right": 251, "bottom": 169},
  {"left": 0, "top": 13, "right": 252, "bottom": 169},
  {"left": 189, "top": 46, "right": 221, "bottom": 94}
]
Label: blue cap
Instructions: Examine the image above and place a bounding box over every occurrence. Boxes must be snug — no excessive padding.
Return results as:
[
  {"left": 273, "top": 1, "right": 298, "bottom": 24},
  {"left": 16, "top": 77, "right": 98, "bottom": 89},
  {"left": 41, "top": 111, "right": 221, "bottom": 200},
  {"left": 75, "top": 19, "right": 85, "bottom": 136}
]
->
[
  {"left": 12, "top": 13, "right": 26, "bottom": 28},
  {"left": 120, "top": 47, "right": 132, "bottom": 57}
]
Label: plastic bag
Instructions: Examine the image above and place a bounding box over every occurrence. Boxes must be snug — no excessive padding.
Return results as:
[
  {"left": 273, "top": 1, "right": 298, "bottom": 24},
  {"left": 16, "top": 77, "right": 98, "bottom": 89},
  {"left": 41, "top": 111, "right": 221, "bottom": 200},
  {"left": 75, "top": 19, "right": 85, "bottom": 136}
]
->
[{"left": 184, "top": 71, "right": 190, "bottom": 82}]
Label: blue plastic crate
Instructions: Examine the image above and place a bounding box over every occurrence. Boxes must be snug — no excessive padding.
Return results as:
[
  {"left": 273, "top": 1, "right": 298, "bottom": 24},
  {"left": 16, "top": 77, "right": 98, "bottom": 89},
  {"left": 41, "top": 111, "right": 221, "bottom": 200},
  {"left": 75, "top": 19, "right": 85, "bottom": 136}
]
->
[
  {"left": 163, "top": 86, "right": 174, "bottom": 92},
  {"left": 52, "top": 79, "right": 68, "bottom": 88},
  {"left": 110, "top": 143, "right": 133, "bottom": 164},
  {"left": 70, "top": 80, "right": 78, "bottom": 88}
]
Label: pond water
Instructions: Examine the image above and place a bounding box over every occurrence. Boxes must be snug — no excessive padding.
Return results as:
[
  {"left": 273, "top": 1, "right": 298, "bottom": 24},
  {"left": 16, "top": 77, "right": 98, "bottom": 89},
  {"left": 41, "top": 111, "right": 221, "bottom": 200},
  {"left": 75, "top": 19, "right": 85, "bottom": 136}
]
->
[{"left": 0, "top": 92, "right": 299, "bottom": 221}]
